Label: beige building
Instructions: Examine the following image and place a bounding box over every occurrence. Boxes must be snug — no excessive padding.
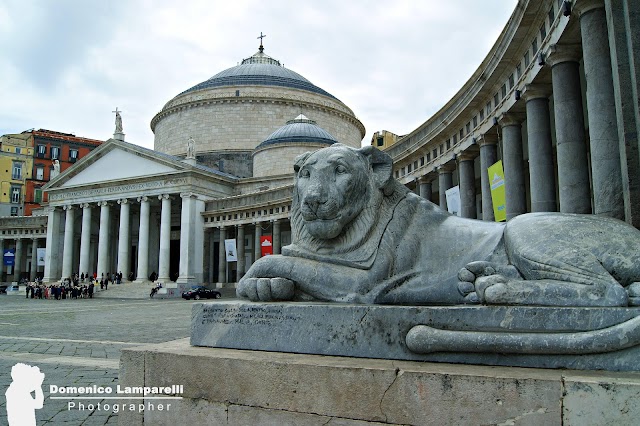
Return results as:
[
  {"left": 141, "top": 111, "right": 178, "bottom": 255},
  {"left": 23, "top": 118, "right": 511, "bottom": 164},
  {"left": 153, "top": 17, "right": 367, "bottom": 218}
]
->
[{"left": 371, "top": 130, "right": 400, "bottom": 150}]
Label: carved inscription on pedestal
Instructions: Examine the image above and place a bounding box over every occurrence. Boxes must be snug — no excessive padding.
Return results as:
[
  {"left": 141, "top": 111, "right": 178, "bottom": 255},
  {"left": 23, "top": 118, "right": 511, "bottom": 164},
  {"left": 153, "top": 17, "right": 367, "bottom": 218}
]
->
[{"left": 200, "top": 305, "right": 299, "bottom": 326}]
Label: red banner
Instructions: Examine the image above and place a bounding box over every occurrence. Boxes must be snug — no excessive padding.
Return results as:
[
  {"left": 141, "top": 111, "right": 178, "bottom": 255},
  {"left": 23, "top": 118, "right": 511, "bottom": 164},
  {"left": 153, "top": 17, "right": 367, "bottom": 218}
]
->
[{"left": 260, "top": 236, "right": 273, "bottom": 256}]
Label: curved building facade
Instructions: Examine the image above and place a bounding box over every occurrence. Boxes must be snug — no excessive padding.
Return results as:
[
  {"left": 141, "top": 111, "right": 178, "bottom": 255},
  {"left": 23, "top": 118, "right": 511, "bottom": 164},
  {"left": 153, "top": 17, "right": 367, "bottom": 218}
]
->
[
  {"left": 385, "top": 0, "right": 639, "bottom": 228},
  {"left": 151, "top": 46, "right": 365, "bottom": 178}
]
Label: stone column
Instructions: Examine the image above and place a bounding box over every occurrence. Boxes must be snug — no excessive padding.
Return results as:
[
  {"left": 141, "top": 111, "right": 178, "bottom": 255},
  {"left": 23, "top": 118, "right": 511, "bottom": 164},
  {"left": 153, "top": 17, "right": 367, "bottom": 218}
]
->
[
  {"left": 117, "top": 199, "right": 131, "bottom": 281},
  {"left": 13, "top": 239, "right": 23, "bottom": 282},
  {"left": 499, "top": 113, "right": 528, "bottom": 220},
  {"left": 218, "top": 227, "right": 227, "bottom": 284},
  {"left": 254, "top": 223, "right": 262, "bottom": 262},
  {"left": 478, "top": 134, "right": 499, "bottom": 221},
  {"left": 576, "top": 0, "right": 623, "bottom": 218},
  {"left": 0, "top": 239, "right": 4, "bottom": 280},
  {"left": 157, "top": 194, "right": 171, "bottom": 283},
  {"left": 438, "top": 166, "right": 454, "bottom": 210},
  {"left": 30, "top": 238, "right": 38, "bottom": 281},
  {"left": 176, "top": 193, "right": 206, "bottom": 285},
  {"left": 236, "top": 224, "right": 245, "bottom": 281},
  {"left": 418, "top": 176, "right": 433, "bottom": 202},
  {"left": 43, "top": 207, "right": 62, "bottom": 283},
  {"left": 61, "top": 205, "right": 75, "bottom": 279},
  {"left": 523, "top": 84, "right": 557, "bottom": 212},
  {"left": 605, "top": 0, "right": 640, "bottom": 226},
  {"left": 548, "top": 44, "right": 592, "bottom": 214},
  {"left": 78, "top": 203, "right": 92, "bottom": 277},
  {"left": 458, "top": 152, "right": 477, "bottom": 219},
  {"left": 96, "top": 201, "right": 111, "bottom": 280},
  {"left": 136, "top": 196, "right": 150, "bottom": 282},
  {"left": 272, "top": 220, "right": 281, "bottom": 255}
]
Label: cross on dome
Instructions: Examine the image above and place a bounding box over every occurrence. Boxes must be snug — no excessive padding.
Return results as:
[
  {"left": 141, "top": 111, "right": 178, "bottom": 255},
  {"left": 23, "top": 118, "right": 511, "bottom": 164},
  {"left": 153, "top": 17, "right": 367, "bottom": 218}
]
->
[{"left": 257, "top": 32, "right": 266, "bottom": 52}]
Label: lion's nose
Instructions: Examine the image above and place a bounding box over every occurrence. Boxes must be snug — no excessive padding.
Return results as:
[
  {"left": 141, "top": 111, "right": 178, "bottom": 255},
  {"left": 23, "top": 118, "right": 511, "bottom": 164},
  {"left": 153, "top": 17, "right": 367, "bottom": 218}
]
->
[{"left": 304, "top": 186, "right": 326, "bottom": 212}]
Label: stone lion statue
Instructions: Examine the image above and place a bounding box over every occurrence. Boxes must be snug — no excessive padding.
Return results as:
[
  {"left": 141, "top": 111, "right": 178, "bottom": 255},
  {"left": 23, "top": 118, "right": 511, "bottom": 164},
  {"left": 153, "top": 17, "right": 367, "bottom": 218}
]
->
[{"left": 238, "top": 144, "right": 640, "bottom": 307}]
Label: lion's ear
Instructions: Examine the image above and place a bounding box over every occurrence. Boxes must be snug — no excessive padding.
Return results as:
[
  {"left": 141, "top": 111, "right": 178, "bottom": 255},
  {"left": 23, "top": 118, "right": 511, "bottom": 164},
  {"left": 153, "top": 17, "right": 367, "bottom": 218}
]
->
[
  {"left": 358, "top": 146, "right": 394, "bottom": 195},
  {"left": 294, "top": 152, "right": 313, "bottom": 173}
]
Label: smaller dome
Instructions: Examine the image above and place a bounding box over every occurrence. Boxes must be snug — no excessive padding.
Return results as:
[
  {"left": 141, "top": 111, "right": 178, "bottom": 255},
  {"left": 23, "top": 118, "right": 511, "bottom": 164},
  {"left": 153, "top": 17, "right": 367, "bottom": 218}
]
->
[{"left": 256, "top": 114, "right": 337, "bottom": 149}]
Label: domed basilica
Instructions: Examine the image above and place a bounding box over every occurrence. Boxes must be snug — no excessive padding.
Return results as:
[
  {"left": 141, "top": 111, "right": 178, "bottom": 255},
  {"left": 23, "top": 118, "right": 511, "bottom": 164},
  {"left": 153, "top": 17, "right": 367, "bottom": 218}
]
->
[{"left": 38, "top": 42, "right": 365, "bottom": 293}]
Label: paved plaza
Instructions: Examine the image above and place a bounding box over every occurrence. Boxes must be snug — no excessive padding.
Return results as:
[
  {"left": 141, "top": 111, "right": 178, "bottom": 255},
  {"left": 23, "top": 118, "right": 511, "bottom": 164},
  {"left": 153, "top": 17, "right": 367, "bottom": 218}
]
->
[{"left": 0, "top": 293, "right": 208, "bottom": 425}]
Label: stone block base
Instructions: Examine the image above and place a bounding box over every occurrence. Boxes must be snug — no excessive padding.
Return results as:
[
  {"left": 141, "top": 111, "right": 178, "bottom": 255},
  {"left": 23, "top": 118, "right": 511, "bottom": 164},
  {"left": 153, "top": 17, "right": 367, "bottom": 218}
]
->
[{"left": 118, "top": 339, "right": 640, "bottom": 425}]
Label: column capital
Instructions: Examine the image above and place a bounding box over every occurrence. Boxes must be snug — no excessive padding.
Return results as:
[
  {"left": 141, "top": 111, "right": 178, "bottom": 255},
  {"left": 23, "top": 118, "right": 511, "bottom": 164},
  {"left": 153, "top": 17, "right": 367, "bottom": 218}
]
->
[
  {"left": 97, "top": 201, "right": 110, "bottom": 207},
  {"left": 522, "top": 84, "right": 551, "bottom": 101},
  {"left": 158, "top": 194, "right": 172, "bottom": 201},
  {"left": 236, "top": 223, "right": 244, "bottom": 229},
  {"left": 477, "top": 132, "right": 499, "bottom": 147},
  {"left": 457, "top": 151, "right": 477, "bottom": 163},
  {"left": 180, "top": 192, "right": 197, "bottom": 199},
  {"left": 137, "top": 196, "right": 149, "bottom": 203},
  {"left": 63, "top": 205, "right": 74, "bottom": 211},
  {"left": 80, "top": 203, "right": 92, "bottom": 209},
  {"left": 498, "top": 113, "right": 525, "bottom": 127},
  {"left": 417, "top": 175, "right": 432, "bottom": 185},
  {"left": 117, "top": 198, "right": 130, "bottom": 205},
  {"left": 574, "top": 0, "right": 604, "bottom": 17},
  {"left": 546, "top": 44, "right": 582, "bottom": 67},
  {"left": 437, "top": 164, "right": 455, "bottom": 174}
]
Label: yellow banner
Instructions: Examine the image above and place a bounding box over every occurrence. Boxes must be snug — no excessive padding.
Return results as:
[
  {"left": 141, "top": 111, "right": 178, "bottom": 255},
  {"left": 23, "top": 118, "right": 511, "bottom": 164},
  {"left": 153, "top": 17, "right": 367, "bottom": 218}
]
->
[{"left": 488, "top": 160, "right": 506, "bottom": 222}]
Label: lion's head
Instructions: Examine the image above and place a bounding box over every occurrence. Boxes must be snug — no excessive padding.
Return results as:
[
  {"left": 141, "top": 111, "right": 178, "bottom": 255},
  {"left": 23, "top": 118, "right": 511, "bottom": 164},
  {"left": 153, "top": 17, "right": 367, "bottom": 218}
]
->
[{"left": 289, "top": 144, "right": 398, "bottom": 253}]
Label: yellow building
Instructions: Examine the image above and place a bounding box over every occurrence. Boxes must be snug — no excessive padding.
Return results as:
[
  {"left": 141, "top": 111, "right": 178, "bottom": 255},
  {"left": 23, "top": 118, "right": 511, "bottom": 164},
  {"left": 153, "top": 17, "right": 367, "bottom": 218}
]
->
[
  {"left": 0, "top": 133, "right": 34, "bottom": 216},
  {"left": 370, "top": 130, "right": 400, "bottom": 150}
]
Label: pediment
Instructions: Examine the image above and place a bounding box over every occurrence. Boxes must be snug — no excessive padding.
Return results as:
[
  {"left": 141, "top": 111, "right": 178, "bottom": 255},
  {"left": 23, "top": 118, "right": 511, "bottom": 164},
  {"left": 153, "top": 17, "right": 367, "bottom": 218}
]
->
[{"left": 47, "top": 139, "right": 187, "bottom": 189}]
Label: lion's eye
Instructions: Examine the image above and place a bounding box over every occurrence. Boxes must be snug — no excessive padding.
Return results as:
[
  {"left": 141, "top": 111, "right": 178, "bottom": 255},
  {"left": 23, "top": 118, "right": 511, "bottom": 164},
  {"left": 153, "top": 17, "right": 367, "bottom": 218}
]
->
[
  {"left": 299, "top": 169, "right": 310, "bottom": 178},
  {"left": 335, "top": 165, "right": 347, "bottom": 174}
]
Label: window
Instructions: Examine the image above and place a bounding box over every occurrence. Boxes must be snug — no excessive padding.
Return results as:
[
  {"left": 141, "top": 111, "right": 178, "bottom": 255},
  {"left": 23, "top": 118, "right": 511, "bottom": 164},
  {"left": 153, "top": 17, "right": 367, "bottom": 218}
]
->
[
  {"left": 508, "top": 73, "right": 515, "bottom": 89},
  {"left": 516, "top": 64, "right": 522, "bottom": 79},
  {"left": 414, "top": 161, "right": 418, "bottom": 170},
  {"left": 37, "top": 145, "right": 46, "bottom": 158},
  {"left": 473, "top": 116, "right": 478, "bottom": 127},
  {"left": 501, "top": 84, "right": 507, "bottom": 99},
  {"left": 549, "top": 4, "right": 555, "bottom": 24},
  {"left": 10, "top": 207, "right": 18, "bottom": 217},
  {"left": 532, "top": 38, "right": 538, "bottom": 55},
  {"left": 376, "top": 137, "right": 384, "bottom": 147},
  {"left": 407, "top": 164, "right": 412, "bottom": 173},
  {"left": 453, "top": 134, "right": 458, "bottom": 144},
  {"left": 395, "top": 170, "right": 400, "bottom": 179},
  {"left": 36, "top": 166, "right": 44, "bottom": 180},
  {"left": 12, "top": 163, "right": 22, "bottom": 180},
  {"left": 540, "top": 22, "right": 547, "bottom": 41},
  {"left": 446, "top": 139, "right": 451, "bottom": 150},
  {"left": 15, "top": 147, "right": 21, "bottom": 155},
  {"left": 51, "top": 146, "right": 60, "bottom": 159},
  {"left": 524, "top": 51, "right": 530, "bottom": 67},
  {"left": 401, "top": 167, "right": 406, "bottom": 176},
  {"left": 69, "top": 149, "right": 78, "bottom": 162},
  {"left": 494, "top": 93, "right": 500, "bottom": 108},
  {"left": 479, "top": 109, "right": 485, "bottom": 120},
  {"left": 466, "top": 122, "right": 471, "bottom": 134},
  {"left": 11, "top": 187, "right": 20, "bottom": 203},
  {"left": 420, "top": 157, "right": 425, "bottom": 167},
  {"left": 34, "top": 188, "right": 43, "bottom": 204},
  {"left": 432, "top": 149, "right": 438, "bottom": 158},
  {"left": 439, "top": 144, "right": 444, "bottom": 155},
  {"left": 426, "top": 153, "right": 431, "bottom": 162},
  {"left": 459, "top": 129, "right": 464, "bottom": 139},
  {"left": 486, "top": 101, "right": 492, "bottom": 115}
]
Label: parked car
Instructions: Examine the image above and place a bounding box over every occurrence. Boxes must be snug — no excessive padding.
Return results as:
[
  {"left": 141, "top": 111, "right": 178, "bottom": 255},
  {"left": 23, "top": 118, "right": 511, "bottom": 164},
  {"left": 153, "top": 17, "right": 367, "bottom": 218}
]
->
[{"left": 181, "top": 286, "right": 221, "bottom": 300}]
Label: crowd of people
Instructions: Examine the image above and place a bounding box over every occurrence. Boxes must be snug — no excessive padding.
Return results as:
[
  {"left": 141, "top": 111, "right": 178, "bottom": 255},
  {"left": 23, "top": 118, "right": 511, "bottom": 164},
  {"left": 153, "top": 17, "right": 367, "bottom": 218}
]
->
[{"left": 23, "top": 272, "right": 125, "bottom": 301}]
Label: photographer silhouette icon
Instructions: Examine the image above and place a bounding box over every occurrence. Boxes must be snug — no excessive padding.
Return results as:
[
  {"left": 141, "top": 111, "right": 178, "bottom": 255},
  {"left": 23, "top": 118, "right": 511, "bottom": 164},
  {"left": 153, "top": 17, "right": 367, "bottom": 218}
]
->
[{"left": 5, "top": 363, "right": 45, "bottom": 426}]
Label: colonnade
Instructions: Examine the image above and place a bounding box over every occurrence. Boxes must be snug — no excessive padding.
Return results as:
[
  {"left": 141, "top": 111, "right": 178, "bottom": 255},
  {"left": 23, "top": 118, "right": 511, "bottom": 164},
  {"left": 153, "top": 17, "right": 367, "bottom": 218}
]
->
[
  {"left": 0, "top": 238, "right": 44, "bottom": 282},
  {"left": 43, "top": 192, "right": 205, "bottom": 284},
  {"left": 414, "top": 1, "right": 632, "bottom": 223},
  {"left": 212, "top": 219, "right": 286, "bottom": 285}
]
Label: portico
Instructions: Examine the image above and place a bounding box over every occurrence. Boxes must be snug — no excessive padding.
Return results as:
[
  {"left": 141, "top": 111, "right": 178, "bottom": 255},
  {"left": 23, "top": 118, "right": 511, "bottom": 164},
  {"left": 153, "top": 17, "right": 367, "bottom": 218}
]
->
[{"left": 42, "top": 138, "right": 235, "bottom": 289}]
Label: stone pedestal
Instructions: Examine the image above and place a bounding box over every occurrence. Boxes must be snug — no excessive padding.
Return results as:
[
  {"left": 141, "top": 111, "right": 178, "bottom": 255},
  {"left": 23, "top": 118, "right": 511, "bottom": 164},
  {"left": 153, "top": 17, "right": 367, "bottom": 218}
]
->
[{"left": 119, "top": 338, "right": 640, "bottom": 426}]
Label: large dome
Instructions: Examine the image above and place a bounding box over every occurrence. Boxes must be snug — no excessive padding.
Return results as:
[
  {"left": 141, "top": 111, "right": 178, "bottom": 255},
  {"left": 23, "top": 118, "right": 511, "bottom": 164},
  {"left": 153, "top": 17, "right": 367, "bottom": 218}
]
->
[
  {"left": 151, "top": 44, "right": 365, "bottom": 178},
  {"left": 181, "top": 50, "right": 338, "bottom": 100}
]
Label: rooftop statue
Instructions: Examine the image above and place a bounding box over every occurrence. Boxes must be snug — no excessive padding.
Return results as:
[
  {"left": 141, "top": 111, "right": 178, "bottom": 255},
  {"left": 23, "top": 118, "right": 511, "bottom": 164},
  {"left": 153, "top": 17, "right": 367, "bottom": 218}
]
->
[{"left": 238, "top": 144, "right": 640, "bottom": 308}]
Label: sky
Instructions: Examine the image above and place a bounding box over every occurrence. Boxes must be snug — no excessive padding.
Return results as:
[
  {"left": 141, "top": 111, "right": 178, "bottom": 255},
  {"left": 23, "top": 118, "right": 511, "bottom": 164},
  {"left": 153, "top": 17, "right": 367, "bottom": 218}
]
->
[{"left": 0, "top": 0, "right": 517, "bottom": 149}]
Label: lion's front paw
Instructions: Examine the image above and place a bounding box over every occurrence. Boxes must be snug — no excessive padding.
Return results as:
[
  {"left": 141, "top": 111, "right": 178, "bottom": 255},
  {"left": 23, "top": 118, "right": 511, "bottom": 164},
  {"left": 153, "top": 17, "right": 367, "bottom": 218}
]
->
[
  {"left": 457, "top": 261, "right": 517, "bottom": 304},
  {"left": 237, "top": 277, "right": 295, "bottom": 302}
]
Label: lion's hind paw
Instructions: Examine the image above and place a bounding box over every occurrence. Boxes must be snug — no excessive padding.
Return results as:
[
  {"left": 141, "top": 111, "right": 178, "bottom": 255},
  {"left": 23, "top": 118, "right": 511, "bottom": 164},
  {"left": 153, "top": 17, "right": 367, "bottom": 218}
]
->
[
  {"left": 457, "top": 261, "right": 516, "bottom": 304},
  {"left": 237, "top": 277, "right": 295, "bottom": 302}
]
